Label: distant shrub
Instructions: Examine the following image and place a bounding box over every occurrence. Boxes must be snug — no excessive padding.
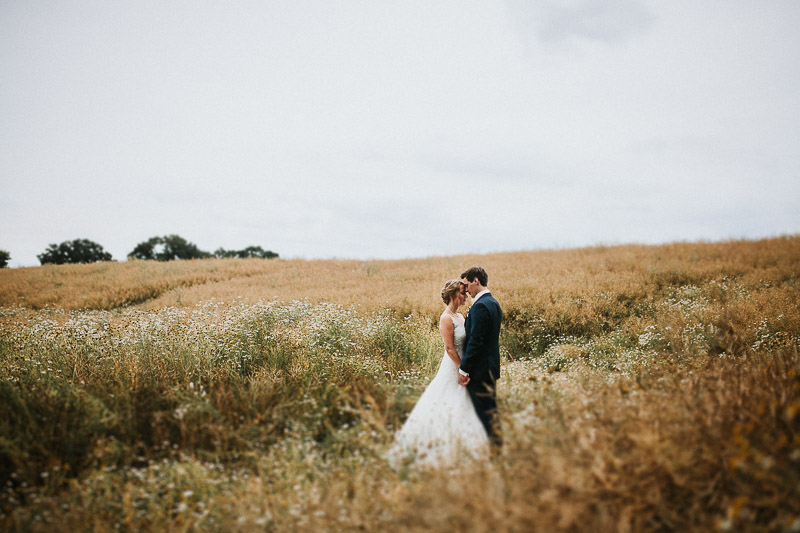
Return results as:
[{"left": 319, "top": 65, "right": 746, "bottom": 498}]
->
[
  {"left": 129, "top": 234, "right": 211, "bottom": 261},
  {"left": 213, "top": 246, "right": 278, "bottom": 259},
  {"left": 0, "top": 250, "right": 9, "bottom": 268},
  {"left": 37, "top": 239, "right": 113, "bottom": 265}
]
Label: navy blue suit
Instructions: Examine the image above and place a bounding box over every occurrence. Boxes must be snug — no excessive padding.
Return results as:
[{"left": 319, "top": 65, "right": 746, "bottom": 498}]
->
[{"left": 459, "top": 292, "right": 502, "bottom": 446}]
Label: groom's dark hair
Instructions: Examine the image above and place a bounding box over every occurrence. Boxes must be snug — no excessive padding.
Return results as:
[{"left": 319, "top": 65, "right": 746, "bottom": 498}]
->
[{"left": 461, "top": 266, "right": 488, "bottom": 287}]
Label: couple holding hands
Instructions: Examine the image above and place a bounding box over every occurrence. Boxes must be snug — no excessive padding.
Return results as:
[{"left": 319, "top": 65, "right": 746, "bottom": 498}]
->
[{"left": 388, "top": 266, "right": 502, "bottom": 469}]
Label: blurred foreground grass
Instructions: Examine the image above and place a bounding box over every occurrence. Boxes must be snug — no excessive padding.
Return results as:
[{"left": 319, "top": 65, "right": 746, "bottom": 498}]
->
[{"left": 1, "top": 236, "right": 799, "bottom": 531}]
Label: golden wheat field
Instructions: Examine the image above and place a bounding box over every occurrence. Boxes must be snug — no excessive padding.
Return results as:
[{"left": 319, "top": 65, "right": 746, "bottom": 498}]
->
[{"left": 1, "top": 236, "right": 799, "bottom": 532}]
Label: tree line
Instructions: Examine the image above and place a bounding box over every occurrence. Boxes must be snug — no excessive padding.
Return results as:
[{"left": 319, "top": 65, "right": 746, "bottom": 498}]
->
[{"left": 0, "top": 235, "right": 278, "bottom": 267}]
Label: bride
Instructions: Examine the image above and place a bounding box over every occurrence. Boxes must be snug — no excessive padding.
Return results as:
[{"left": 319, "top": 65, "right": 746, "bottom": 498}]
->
[{"left": 387, "top": 280, "right": 490, "bottom": 469}]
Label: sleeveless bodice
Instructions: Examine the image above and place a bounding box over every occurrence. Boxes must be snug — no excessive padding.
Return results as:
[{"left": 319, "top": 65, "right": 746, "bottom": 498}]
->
[{"left": 451, "top": 315, "right": 466, "bottom": 357}]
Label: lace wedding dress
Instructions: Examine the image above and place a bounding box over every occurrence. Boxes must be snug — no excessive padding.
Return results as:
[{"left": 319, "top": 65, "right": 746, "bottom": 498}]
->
[{"left": 387, "top": 314, "right": 489, "bottom": 469}]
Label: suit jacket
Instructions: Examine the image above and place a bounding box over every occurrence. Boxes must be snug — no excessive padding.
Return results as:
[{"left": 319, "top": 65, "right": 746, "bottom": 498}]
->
[{"left": 459, "top": 292, "right": 502, "bottom": 383}]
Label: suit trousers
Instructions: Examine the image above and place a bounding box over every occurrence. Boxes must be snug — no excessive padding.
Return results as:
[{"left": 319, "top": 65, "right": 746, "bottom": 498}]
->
[{"left": 466, "top": 377, "right": 502, "bottom": 448}]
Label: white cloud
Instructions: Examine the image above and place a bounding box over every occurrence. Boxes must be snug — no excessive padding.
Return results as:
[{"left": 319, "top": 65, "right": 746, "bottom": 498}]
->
[{"left": 506, "top": 0, "right": 655, "bottom": 48}]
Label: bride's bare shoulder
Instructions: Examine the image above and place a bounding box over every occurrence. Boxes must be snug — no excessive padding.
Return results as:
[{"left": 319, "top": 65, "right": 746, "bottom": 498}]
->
[
  {"left": 439, "top": 311, "right": 465, "bottom": 329},
  {"left": 439, "top": 311, "right": 454, "bottom": 327}
]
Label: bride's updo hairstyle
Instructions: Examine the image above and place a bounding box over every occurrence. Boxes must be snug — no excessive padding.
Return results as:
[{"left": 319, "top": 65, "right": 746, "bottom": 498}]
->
[{"left": 441, "top": 279, "right": 463, "bottom": 305}]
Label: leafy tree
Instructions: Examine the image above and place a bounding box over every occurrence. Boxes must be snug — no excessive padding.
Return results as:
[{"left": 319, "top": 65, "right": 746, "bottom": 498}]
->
[
  {"left": 128, "top": 236, "right": 162, "bottom": 261},
  {"left": 128, "top": 234, "right": 211, "bottom": 261},
  {"left": 37, "top": 239, "right": 113, "bottom": 265},
  {"left": 214, "top": 246, "right": 278, "bottom": 259},
  {"left": 0, "top": 250, "right": 9, "bottom": 268}
]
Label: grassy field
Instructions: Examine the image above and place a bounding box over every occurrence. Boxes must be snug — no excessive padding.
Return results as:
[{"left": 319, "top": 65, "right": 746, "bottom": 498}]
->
[{"left": 1, "top": 236, "right": 799, "bottom": 531}]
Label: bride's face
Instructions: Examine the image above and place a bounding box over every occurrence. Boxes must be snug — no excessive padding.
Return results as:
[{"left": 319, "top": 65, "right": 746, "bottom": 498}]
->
[{"left": 457, "top": 285, "right": 468, "bottom": 306}]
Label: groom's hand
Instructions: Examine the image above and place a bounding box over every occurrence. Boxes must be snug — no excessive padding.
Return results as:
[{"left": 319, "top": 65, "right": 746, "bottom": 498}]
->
[{"left": 458, "top": 374, "right": 470, "bottom": 386}]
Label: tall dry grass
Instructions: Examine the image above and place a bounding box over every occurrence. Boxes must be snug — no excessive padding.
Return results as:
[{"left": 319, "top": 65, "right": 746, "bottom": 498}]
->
[
  {"left": 0, "top": 258, "right": 284, "bottom": 310},
  {"left": 4, "top": 236, "right": 799, "bottom": 357},
  {"left": 1, "top": 236, "right": 798, "bottom": 531},
  {"left": 4, "top": 236, "right": 798, "bottom": 316}
]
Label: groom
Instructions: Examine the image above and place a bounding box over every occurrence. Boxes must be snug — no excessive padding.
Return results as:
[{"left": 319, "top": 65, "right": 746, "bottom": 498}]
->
[{"left": 458, "top": 266, "right": 503, "bottom": 449}]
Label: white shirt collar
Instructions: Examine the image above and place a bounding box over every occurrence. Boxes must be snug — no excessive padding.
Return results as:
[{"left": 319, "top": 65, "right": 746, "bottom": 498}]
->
[{"left": 472, "top": 289, "right": 491, "bottom": 303}]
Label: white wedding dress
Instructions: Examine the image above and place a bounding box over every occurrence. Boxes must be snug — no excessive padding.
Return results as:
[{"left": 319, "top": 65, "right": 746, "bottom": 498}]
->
[{"left": 387, "top": 314, "right": 489, "bottom": 469}]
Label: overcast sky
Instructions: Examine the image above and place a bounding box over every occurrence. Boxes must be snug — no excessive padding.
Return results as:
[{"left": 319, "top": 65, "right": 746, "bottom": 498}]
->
[{"left": 1, "top": 1, "right": 798, "bottom": 267}]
